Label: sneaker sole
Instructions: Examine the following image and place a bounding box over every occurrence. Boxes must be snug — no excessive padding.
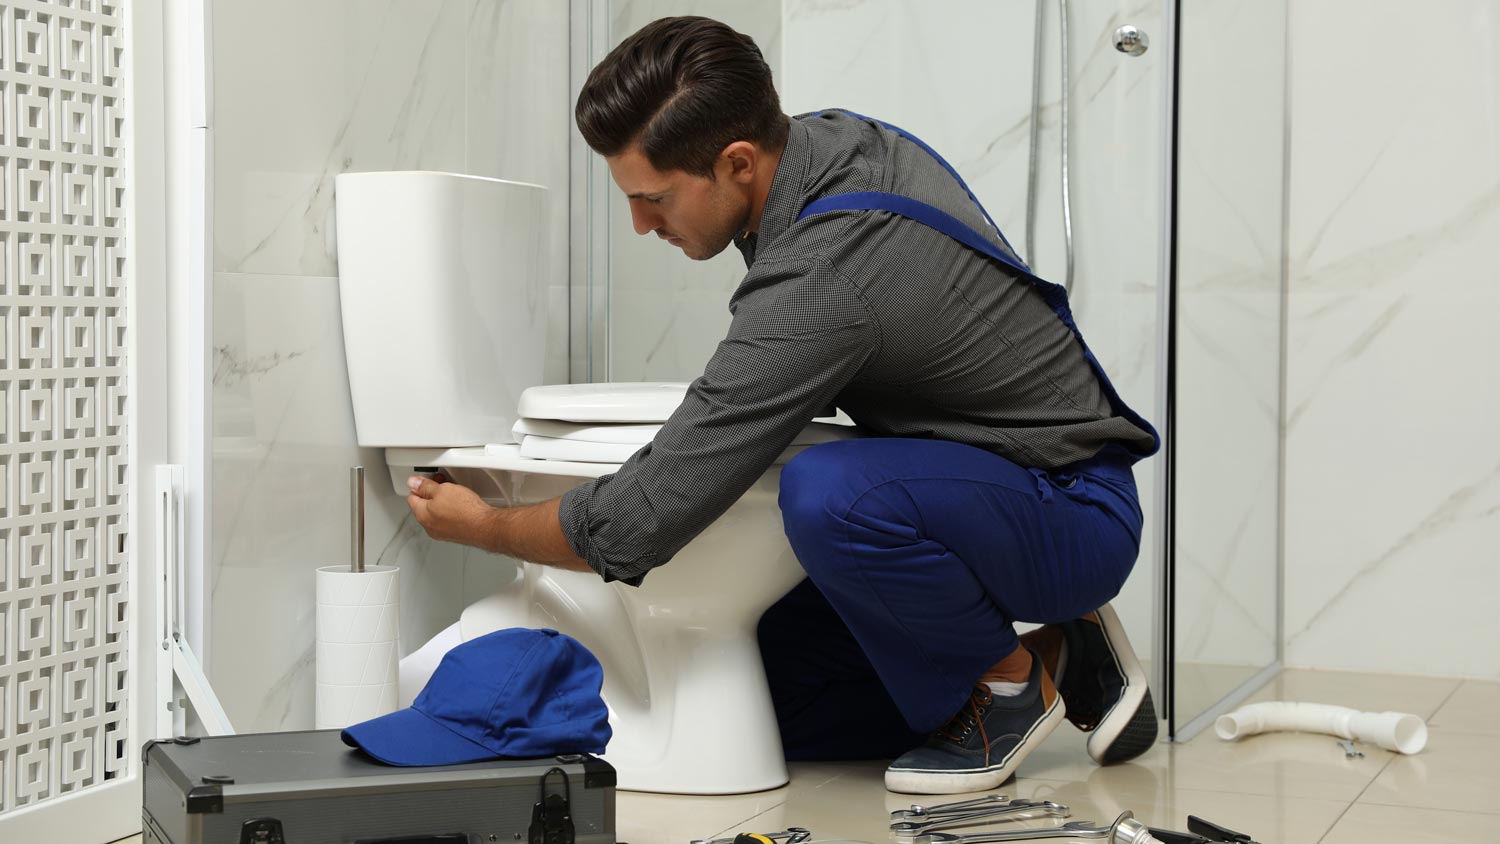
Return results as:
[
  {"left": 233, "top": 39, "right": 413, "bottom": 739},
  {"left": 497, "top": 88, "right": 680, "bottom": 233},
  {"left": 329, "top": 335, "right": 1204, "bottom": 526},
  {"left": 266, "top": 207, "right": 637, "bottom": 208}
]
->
[
  {"left": 884, "top": 693, "right": 1067, "bottom": 795},
  {"left": 1083, "top": 604, "right": 1157, "bottom": 764}
]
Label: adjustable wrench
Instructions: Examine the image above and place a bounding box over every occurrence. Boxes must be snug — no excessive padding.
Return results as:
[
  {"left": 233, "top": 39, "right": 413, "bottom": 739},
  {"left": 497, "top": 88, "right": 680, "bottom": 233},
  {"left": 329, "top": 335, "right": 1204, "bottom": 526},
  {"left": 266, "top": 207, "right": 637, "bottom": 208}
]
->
[{"left": 890, "top": 800, "right": 1071, "bottom": 836}]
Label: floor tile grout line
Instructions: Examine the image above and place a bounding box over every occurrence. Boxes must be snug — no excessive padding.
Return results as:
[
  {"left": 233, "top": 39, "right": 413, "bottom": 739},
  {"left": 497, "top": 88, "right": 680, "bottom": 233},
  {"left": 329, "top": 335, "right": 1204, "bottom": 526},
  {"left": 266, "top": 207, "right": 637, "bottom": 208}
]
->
[
  {"left": 1312, "top": 799, "right": 1358, "bottom": 844},
  {"left": 699, "top": 805, "right": 782, "bottom": 842},
  {"left": 1316, "top": 723, "right": 1414, "bottom": 844},
  {"left": 1350, "top": 799, "right": 1500, "bottom": 818},
  {"left": 1316, "top": 675, "right": 1487, "bottom": 837},
  {"left": 1422, "top": 678, "right": 1466, "bottom": 726},
  {"left": 707, "top": 802, "right": 792, "bottom": 842},
  {"left": 702, "top": 769, "right": 852, "bottom": 841}
]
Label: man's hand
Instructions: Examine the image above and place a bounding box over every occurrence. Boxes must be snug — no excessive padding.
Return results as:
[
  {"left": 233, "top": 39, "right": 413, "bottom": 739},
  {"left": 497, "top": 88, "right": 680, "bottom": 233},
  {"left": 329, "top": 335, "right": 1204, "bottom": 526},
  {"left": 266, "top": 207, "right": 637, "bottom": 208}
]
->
[
  {"left": 406, "top": 474, "right": 500, "bottom": 553},
  {"left": 404, "top": 474, "right": 593, "bottom": 572}
]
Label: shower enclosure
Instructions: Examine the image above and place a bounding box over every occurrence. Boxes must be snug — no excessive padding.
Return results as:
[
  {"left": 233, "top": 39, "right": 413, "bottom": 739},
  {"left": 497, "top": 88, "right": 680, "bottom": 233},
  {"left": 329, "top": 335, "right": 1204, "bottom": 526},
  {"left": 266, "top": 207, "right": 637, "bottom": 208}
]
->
[{"left": 569, "top": 0, "right": 1288, "bottom": 741}]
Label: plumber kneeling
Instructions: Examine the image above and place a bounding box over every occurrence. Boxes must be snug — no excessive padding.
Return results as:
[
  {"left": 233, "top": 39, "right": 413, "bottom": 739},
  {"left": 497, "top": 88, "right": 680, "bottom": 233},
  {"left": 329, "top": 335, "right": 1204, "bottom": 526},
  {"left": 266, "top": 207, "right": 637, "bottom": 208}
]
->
[{"left": 405, "top": 16, "right": 1162, "bottom": 796}]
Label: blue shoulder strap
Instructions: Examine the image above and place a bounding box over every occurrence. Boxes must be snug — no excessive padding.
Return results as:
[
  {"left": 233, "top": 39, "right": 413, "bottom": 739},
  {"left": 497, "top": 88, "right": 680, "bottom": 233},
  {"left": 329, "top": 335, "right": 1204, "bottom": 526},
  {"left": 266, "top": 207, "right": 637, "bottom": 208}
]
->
[
  {"left": 797, "top": 190, "right": 1066, "bottom": 315},
  {"left": 811, "top": 109, "right": 1029, "bottom": 273},
  {"left": 795, "top": 110, "right": 1161, "bottom": 455}
]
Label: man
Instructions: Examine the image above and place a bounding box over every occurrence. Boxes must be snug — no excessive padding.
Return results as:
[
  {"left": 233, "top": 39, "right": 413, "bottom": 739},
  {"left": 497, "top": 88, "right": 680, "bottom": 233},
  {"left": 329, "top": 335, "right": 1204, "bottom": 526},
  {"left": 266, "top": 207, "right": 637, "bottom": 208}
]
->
[{"left": 406, "top": 16, "right": 1159, "bottom": 794}]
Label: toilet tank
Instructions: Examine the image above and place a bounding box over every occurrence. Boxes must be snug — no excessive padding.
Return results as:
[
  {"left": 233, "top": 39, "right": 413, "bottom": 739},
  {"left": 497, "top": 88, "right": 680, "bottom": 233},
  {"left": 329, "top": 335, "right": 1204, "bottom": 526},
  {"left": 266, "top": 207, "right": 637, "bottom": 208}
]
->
[{"left": 335, "top": 172, "right": 549, "bottom": 447}]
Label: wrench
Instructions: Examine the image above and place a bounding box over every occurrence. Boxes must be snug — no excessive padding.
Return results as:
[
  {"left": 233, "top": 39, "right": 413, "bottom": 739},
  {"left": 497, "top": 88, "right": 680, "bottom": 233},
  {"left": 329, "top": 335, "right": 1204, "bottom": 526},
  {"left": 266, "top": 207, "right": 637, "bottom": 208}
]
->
[
  {"left": 910, "top": 812, "right": 1163, "bottom": 844},
  {"left": 893, "top": 794, "right": 1011, "bottom": 820},
  {"left": 910, "top": 820, "right": 1114, "bottom": 843},
  {"left": 891, "top": 800, "right": 1071, "bottom": 836}
]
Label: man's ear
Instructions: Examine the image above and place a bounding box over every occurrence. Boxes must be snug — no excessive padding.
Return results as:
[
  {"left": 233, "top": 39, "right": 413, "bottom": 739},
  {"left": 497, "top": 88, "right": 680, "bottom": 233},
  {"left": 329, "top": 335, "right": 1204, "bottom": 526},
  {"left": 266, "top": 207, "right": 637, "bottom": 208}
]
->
[{"left": 721, "top": 140, "right": 759, "bottom": 184}]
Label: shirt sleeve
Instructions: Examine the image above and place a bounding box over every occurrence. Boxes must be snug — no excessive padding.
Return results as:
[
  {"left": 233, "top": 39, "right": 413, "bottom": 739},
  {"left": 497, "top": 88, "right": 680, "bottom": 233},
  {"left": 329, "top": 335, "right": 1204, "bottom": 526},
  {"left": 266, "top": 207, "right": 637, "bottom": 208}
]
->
[{"left": 556, "top": 257, "right": 878, "bottom": 584}]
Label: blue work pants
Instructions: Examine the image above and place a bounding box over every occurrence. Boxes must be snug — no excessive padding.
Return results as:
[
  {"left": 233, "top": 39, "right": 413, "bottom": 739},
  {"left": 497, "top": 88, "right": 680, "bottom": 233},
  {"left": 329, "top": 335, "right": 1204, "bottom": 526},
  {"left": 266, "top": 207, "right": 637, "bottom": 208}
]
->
[{"left": 760, "top": 437, "right": 1144, "bottom": 760}]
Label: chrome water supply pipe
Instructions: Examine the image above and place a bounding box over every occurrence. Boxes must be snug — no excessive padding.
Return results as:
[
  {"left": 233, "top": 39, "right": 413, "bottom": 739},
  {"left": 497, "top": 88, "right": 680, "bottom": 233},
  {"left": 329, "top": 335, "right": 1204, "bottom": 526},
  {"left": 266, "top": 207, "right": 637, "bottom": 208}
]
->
[
  {"left": 1058, "top": 0, "right": 1074, "bottom": 296},
  {"left": 1025, "top": 0, "right": 1076, "bottom": 296},
  {"left": 350, "top": 465, "right": 365, "bottom": 572},
  {"left": 1026, "top": 0, "right": 1044, "bottom": 268}
]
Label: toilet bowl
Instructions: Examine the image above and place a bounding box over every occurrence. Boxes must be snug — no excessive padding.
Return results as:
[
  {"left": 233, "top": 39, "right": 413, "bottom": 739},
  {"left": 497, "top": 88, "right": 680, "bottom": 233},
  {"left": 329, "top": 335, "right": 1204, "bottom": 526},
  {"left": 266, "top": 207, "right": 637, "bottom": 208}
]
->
[
  {"left": 334, "top": 172, "right": 846, "bottom": 794},
  {"left": 387, "top": 383, "right": 861, "bottom": 794}
]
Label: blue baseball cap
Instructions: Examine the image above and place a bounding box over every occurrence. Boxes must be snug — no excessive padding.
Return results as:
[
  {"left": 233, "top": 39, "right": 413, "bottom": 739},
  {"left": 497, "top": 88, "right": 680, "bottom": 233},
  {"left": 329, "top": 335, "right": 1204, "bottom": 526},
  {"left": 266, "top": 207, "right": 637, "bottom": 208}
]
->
[{"left": 341, "top": 628, "right": 611, "bottom": 766}]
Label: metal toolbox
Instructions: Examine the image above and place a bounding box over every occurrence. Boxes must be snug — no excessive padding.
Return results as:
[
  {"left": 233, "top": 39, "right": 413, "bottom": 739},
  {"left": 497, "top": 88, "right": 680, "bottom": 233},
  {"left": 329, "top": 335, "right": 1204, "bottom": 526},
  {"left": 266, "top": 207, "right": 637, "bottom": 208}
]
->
[{"left": 141, "top": 729, "right": 615, "bottom": 844}]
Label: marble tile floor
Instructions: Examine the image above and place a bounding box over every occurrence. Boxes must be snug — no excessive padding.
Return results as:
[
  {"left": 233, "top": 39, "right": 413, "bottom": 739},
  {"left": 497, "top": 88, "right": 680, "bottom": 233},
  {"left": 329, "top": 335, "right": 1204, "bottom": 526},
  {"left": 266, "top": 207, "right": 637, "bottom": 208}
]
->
[{"left": 111, "top": 670, "right": 1499, "bottom": 844}]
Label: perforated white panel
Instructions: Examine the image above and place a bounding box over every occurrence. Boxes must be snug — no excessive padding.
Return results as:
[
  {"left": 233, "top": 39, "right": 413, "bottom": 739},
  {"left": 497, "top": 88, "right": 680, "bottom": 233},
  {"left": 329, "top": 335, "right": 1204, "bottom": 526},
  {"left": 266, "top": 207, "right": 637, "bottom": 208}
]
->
[{"left": 0, "top": 0, "right": 128, "bottom": 816}]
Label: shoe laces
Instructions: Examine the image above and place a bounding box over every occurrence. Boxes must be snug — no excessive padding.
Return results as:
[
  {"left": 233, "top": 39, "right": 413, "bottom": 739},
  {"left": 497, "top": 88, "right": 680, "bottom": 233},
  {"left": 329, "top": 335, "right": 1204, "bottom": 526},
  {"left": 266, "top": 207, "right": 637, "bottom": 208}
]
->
[{"left": 939, "top": 685, "right": 994, "bottom": 767}]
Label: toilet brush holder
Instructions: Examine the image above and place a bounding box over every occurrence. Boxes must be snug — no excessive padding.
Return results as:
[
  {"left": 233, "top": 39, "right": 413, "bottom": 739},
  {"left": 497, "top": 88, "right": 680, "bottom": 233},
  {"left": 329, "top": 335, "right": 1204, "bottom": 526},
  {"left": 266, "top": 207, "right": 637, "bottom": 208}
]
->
[{"left": 314, "top": 466, "right": 400, "bottom": 728}]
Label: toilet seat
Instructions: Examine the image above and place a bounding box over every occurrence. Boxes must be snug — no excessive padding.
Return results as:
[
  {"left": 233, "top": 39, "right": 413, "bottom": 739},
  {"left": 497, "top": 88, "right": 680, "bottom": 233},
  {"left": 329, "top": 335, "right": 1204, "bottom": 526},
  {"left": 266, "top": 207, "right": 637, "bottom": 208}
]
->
[{"left": 507, "top": 382, "right": 859, "bottom": 464}]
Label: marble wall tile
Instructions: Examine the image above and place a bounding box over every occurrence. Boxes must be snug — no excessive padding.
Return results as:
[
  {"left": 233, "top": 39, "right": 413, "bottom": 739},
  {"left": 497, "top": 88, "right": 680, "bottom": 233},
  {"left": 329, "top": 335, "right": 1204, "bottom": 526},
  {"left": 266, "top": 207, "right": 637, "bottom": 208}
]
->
[
  {"left": 1284, "top": 0, "right": 1500, "bottom": 677},
  {"left": 466, "top": 0, "right": 573, "bottom": 384},
  {"left": 210, "top": 273, "right": 517, "bottom": 731},
  {"left": 210, "top": 0, "right": 573, "bottom": 731},
  {"left": 213, "top": 0, "right": 470, "bottom": 277},
  {"left": 603, "top": 0, "right": 783, "bottom": 382}
]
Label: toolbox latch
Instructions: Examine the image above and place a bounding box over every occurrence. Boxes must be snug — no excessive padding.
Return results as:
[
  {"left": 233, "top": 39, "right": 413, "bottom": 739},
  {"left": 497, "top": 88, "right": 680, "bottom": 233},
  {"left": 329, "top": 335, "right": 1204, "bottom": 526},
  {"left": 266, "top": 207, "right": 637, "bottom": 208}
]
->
[
  {"left": 527, "top": 766, "right": 575, "bottom": 844},
  {"left": 238, "top": 817, "right": 286, "bottom": 844}
]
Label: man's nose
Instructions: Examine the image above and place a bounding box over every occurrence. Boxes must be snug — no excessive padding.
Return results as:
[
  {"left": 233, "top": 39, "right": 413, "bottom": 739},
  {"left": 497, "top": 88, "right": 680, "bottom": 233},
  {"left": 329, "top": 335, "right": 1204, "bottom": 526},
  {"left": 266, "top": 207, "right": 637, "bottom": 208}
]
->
[{"left": 628, "top": 200, "right": 660, "bottom": 236}]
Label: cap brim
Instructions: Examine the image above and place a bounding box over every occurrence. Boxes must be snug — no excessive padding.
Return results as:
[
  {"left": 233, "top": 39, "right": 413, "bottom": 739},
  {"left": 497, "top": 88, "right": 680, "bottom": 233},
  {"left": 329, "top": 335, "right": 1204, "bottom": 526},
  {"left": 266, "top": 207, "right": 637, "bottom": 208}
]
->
[{"left": 341, "top": 706, "right": 499, "bottom": 767}]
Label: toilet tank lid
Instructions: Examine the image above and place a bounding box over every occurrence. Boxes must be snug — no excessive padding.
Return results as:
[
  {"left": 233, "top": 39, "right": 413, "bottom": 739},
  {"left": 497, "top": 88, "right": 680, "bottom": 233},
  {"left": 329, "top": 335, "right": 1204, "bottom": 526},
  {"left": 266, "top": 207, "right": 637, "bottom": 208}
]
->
[
  {"left": 335, "top": 170, "right": 548, "bottom": 192},
  {"left": 517, "top": 383, "right": 691, "bottom": 423}
]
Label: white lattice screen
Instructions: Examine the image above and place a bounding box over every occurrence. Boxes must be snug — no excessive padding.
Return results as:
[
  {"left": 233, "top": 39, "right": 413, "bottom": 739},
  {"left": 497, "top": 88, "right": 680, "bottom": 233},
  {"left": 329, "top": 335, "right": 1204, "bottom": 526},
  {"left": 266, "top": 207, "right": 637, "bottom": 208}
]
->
[{"left": 0, "top": 0, "right": 130, "bottom": 816}]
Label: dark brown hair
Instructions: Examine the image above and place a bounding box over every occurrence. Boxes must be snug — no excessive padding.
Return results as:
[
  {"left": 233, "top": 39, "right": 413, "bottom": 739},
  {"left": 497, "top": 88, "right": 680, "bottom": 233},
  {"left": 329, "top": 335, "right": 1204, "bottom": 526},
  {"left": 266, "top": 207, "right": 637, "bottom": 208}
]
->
[{"left": 576, "top": 16, "right": 790, "bottom": 177}]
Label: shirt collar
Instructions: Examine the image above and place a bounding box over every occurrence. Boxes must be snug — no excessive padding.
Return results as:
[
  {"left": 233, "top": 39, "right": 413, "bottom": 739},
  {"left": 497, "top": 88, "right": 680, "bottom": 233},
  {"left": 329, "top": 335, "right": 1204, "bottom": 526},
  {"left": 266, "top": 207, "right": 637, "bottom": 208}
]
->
[{"left": 733, "top": 118, "right": 811, "bottom": 267}]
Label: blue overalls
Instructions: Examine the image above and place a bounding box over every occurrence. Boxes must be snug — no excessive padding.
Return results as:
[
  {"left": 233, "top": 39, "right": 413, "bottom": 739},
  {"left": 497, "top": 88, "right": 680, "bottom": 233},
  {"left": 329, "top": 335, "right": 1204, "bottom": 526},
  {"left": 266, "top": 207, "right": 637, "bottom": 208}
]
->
[{"left": 759, "top": 111, "right": 1161, "bottom": 761}]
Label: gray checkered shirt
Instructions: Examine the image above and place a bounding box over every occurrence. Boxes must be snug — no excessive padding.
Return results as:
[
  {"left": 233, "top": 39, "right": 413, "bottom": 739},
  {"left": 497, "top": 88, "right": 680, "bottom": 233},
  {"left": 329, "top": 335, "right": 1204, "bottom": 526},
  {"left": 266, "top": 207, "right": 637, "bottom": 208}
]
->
[{"left": 559, "top": 111, "right": 1155, "bottom": 584}]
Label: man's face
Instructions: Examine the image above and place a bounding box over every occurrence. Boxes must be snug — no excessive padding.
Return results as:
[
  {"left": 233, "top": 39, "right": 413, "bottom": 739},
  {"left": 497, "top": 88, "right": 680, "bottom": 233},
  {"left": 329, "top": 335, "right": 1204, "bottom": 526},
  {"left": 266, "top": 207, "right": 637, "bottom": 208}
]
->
[{"left": 606, "top": 145, "right": 748, "bottom": 261}]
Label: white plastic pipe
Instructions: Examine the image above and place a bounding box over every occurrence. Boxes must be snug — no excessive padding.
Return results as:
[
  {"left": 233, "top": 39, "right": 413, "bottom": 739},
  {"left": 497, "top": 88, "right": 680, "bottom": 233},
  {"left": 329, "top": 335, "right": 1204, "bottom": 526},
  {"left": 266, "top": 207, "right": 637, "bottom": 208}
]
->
[{"left": 1215, "top": 701, "right": 1427, "bottom": 754}]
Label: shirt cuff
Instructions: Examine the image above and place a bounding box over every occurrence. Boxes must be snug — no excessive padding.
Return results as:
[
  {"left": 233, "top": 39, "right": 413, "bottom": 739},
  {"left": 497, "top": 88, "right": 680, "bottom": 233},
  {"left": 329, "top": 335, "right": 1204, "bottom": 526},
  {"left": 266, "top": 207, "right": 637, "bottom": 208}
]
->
[{"left": 558, "top": 480, "right": 651, "bottom": 587}]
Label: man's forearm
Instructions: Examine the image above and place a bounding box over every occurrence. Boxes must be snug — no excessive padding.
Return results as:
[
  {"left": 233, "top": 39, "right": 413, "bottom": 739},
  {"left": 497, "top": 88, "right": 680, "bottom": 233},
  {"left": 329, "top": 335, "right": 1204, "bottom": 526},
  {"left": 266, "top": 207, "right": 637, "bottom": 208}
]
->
[{"left": 483, "top": 498, "right": 593, "bottom": 573}]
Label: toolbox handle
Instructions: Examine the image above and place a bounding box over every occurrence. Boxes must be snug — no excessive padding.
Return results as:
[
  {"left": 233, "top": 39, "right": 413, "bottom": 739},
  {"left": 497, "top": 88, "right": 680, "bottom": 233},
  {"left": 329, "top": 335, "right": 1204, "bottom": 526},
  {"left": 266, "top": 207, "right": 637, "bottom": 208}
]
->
[
  {"left": 528, "top": 767, "right": 575, "bottom": 844},
  {"left": 351, "top": 836, "right": 469, "bottom": 844}
]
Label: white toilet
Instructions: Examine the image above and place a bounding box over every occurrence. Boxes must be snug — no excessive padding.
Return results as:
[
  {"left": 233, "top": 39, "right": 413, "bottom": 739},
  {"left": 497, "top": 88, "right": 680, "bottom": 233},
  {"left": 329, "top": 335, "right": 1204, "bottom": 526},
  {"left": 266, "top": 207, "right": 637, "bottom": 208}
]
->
[{"left": 335, "top": 172, "right": 853, "bottom": 794}]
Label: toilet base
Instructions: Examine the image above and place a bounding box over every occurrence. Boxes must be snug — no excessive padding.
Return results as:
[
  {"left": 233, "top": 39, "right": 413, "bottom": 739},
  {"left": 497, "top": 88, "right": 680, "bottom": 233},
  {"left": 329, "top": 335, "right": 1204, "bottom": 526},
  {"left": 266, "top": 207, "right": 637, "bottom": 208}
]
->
[
  {"left": 597, "top": 622, "right": 791, "bottom": 795},
  {"left": 397, "top": 575, "right": 791, "bottom": 795}
]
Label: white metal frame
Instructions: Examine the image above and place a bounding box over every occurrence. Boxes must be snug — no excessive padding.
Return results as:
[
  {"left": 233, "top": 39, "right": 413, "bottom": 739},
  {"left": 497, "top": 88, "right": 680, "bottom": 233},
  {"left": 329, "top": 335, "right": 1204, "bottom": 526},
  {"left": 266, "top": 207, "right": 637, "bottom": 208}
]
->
[
  {"left": 0, "top": 0, "right": 187, "bottom": 840},
  {"left": 153, "top": 465, "right": 232, "bottom": 739},
  {"left": 164, "top": 0, "right": 212, "bottom": 673},
  {"left": 151, "top": 0, "right": 225, "bottom": 741}
]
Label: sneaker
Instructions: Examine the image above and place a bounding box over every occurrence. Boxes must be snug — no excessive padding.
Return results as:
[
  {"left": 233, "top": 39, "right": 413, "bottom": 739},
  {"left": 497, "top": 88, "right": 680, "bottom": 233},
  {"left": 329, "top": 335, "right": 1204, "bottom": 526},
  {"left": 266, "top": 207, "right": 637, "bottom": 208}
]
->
[
  {"left": 884, "top": 649, "right": 1065, "bottom": 794},
  {"left": 1020, "top": 603, "right": 1156, "bottom": 764}
]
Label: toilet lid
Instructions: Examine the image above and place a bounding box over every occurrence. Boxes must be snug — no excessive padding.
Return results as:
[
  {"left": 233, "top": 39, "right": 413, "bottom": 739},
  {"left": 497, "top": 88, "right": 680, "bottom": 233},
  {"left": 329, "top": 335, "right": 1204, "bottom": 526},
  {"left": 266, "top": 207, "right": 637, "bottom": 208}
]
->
[{"left": 517, "top": 383, "right": 690, "bottom": 424}]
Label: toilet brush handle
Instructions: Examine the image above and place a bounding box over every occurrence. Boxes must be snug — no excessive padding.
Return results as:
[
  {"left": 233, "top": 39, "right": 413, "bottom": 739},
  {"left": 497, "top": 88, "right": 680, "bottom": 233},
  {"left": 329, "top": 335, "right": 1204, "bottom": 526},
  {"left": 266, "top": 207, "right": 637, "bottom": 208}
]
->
[{"left": 351, "top": 466, "right": 365, "bottom": 572}]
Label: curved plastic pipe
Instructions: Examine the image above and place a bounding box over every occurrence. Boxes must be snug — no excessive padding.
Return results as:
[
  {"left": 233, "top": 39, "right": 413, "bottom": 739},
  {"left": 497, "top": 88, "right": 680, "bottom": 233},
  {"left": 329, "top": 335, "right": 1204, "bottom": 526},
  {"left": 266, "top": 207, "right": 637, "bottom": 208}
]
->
[{"left": 1215, "top": 701, "right": 1427, "bottom": 754}]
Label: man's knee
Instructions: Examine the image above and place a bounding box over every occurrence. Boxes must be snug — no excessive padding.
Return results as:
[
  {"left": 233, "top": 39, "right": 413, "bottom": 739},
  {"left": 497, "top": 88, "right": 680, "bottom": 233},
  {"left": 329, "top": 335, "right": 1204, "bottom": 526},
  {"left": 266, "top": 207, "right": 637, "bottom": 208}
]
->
[
  {"left": 778, "top": 443, "right": 859, "bottom": 554},
  {"left": 779, "top": 441, "right": 926, "bottom": 582}
]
